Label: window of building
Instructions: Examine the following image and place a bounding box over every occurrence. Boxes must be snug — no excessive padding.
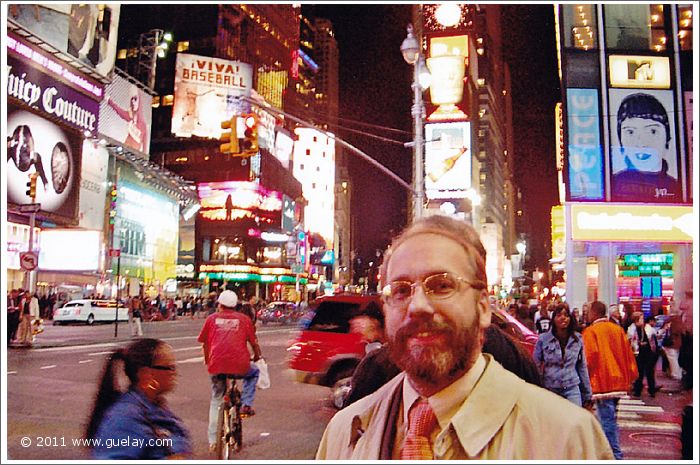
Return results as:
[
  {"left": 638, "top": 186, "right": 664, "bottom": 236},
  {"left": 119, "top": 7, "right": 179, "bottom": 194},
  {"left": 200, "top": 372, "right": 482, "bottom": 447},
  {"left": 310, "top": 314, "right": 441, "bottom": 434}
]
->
[
  {"left": 678, "top": 5, "right": 693, "bottom": 51},
  {"left": 306, "top": 148, "right": 311, "bottom": 156},
  {"left": 562, "top": 4, "right": 598, "bottom": 50},
  {"left": 604, "top": 4, "right": 667, "bottom": 51}
]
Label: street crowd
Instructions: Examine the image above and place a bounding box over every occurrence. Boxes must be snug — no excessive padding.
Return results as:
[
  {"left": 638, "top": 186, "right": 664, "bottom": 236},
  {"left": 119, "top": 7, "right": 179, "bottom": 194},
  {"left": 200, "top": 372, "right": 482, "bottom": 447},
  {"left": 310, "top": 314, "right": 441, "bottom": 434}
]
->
[{"left": 7, "top": 216, "right": 694, "bottom": 460}]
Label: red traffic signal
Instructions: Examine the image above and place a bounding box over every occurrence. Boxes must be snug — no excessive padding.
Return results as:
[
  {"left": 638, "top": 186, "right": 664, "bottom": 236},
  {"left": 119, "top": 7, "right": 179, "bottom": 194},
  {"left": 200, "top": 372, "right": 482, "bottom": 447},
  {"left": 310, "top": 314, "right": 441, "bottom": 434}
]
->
[{"left": 241, "top": 114, "right": 259, "bottom": 155}]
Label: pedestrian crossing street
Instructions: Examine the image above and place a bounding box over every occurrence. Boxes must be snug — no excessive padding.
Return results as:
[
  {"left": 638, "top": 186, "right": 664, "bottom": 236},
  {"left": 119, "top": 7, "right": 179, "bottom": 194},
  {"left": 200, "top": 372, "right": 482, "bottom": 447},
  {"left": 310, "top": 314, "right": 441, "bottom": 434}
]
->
[{"left": 617, "top": 396, "right": 681, "bottom": 432}]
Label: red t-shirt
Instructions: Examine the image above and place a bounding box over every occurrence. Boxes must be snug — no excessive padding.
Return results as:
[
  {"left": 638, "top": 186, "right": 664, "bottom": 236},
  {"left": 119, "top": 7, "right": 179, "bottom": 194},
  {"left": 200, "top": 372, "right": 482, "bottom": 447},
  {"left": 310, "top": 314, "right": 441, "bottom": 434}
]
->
[{"left": 198, "top": 310, "right": 256, "bottom": 375}]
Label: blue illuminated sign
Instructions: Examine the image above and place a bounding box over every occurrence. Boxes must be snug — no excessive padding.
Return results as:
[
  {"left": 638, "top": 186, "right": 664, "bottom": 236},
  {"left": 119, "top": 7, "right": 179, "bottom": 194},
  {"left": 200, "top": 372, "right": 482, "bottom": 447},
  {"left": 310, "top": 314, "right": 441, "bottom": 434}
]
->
[{"left": 567, "top": 89, "right": 604, "bottom": 200}]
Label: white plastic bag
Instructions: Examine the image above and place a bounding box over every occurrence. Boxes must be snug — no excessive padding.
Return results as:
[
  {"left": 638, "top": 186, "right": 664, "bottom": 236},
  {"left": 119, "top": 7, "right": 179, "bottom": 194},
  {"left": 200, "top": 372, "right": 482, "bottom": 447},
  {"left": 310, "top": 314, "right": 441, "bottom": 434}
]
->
[{"left": 255, "top": 358, "right": 270, "bottom": 389}]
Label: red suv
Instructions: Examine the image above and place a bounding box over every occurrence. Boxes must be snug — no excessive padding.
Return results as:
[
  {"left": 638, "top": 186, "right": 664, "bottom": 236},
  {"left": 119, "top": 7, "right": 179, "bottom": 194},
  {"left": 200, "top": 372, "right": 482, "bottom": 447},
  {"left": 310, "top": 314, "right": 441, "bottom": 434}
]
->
[{"left": 287, "top": 294, "right": 383, "bottom": 402}]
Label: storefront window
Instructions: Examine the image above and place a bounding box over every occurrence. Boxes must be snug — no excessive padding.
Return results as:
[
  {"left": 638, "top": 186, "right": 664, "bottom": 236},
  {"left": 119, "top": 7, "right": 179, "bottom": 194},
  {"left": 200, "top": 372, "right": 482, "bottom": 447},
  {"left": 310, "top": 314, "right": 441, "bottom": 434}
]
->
[
  {"left": 678, "top": 5, "right": 693, "bottom": 51},
  {"left": 562, "top": 4, "right": 598, "bottom": 50},
  {"left": 604, "top": 4, "right": 667, "bottom": 51},
  {"left": 211, "top": 237, "right": 245, "bottom": 263},
  {"left": 261, "top": 246, "right": 284, "bottom": 265}
]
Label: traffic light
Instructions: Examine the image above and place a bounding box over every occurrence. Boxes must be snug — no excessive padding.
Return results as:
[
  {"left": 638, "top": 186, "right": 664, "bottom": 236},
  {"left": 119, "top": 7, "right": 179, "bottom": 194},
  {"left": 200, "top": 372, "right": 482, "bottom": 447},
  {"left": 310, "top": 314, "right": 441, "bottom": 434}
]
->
[
  {"left": 25, "top": 172, "right": 39, "bottom": 200},
  {"left": 240, "top": 114, "right": 259, "bottom": 156},
  {"left": 109, "top": 185, "right": 118, "bottom": 225},
  {"left": 219, "top": 116, "right": 239, "bottom": 155}
]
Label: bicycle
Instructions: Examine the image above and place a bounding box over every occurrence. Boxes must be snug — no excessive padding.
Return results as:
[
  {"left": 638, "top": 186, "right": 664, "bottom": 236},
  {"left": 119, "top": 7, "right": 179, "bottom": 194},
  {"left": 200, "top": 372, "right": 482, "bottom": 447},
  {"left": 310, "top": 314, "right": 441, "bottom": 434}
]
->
[{"left": 215, "top": 376, "right": 243, "bottom": 459}]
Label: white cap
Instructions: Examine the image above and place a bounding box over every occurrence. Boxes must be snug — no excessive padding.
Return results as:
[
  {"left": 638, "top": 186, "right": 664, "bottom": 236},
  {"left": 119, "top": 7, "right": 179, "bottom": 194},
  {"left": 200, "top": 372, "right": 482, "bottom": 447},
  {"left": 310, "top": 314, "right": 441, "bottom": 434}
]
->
[{"left": 217, "top": 290, "right": 238, "bottom": 308}]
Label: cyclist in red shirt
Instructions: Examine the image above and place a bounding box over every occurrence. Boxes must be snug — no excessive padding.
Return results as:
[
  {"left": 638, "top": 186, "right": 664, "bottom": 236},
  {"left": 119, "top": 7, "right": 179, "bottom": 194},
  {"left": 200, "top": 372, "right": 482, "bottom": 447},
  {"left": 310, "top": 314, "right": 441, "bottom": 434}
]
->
[{"left": 198, "top": 290, "right": 261, "bottom": 450}]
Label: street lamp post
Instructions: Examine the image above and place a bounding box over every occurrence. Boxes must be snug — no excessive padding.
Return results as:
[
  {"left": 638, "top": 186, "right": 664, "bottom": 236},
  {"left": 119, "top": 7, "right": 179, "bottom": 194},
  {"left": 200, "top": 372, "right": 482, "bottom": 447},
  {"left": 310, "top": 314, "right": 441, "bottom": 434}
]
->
[{"left": 401, "top": 24, "right": 425, "bottom": 222}]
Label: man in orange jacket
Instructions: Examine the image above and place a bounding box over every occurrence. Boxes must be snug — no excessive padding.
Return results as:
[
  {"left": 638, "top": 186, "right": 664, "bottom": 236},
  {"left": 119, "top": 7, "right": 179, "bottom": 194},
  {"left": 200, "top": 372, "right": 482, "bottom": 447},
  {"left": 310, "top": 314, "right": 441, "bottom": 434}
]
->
[{"left": 583, "top": 300, "right": 638, "bottom": 460}]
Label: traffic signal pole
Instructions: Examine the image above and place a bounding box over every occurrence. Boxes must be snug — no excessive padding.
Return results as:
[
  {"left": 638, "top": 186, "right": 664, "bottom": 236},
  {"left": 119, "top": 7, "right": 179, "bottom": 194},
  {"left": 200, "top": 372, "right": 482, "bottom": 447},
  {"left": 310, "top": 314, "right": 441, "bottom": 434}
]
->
[{"left": 25, "top": 210, "right": 36, "bottom": 293}]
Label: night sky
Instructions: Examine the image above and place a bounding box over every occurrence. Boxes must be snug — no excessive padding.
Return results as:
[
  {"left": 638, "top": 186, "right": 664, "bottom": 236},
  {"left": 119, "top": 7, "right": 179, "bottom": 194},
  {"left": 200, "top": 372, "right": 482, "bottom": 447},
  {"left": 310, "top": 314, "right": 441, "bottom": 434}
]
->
[{"left": 306, "top": 4, "right": 560, "bottom": 271}]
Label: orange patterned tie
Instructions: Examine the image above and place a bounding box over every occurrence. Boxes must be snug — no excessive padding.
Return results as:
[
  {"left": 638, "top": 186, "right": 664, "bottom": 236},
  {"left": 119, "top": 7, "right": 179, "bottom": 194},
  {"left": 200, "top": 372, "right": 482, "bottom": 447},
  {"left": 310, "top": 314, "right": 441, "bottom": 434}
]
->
[{"left": 400, "top": 399, "right": 437, "bottom": 460}]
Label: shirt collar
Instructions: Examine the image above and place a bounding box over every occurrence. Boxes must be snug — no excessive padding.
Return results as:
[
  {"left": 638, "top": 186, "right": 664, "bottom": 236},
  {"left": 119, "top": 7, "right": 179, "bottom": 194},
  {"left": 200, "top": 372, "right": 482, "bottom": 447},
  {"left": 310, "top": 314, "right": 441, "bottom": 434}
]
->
[{"left": 402, "top": 354, "right": 487, "bottom": 431}]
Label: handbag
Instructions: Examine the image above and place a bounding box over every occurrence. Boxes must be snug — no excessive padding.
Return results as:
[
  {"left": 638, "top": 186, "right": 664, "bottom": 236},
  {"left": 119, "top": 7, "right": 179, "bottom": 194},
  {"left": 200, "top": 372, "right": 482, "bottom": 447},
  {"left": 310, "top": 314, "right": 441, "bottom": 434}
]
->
[{"left": 255, "top": 358, "right": 271, "bottom": 389}]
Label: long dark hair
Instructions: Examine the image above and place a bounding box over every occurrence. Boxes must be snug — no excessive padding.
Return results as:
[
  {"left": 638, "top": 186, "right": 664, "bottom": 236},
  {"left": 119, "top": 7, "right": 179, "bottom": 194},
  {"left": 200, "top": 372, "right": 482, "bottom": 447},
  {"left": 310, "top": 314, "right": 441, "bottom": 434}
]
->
[{"left": 85, "top": 338, "right": 163, "bottom": 440}]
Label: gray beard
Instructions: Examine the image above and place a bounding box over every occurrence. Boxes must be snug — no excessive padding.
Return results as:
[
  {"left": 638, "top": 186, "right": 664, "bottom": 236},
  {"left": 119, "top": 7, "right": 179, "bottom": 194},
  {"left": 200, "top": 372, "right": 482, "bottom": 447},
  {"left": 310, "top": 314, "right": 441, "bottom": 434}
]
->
[{"left": 388, "top": 321, "right": 480, "bottom": 385}]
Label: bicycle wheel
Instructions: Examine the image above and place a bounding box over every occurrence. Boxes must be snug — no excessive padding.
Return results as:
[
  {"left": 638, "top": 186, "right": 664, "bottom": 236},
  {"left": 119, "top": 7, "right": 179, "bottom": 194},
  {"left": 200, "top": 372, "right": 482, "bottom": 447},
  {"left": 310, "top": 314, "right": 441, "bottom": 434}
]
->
[
  {"left": 231, "top": 403, "right": 243, "bottom": 452},
  {"left": 215, "top": 404, "right": 232, "bottom": 459}
]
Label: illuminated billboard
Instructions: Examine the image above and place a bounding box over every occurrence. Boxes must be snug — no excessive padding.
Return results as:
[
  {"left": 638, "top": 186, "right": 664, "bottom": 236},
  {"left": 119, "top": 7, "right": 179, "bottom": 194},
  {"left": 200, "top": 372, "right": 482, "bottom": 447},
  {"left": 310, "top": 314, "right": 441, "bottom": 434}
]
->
[
  {"left": 99, "top": 74, "right": 152, "bottom": 155},
  {"left": 7, "top": 34, "right": 102, "bottom": 135},
  {"left": 39, "top": 230, "right": 102, "bottom": 271},
  {"left": 114, "top": 174, "right": 179, "bottom": 284},
  {"left": 566, "top": 88, "right": 604, "bottom": 200},
  {"left": 608, "top": 55, "right": 671, "bottom": 89},
  {"left": 7, "top": 105, "right": 82, "bottom": 222},
  {"left": 570, "top": 203, "right": 693, "bottom": 243},
  {"left": 292, "top": 129, "right": 335, "bottom": 247},
  {"left": 171, "top": 53, "right": 253, "bottom": 139},
  {"left": 551, "top": 205, "right": 566, "bottom": 261},
  {"left": 9, "top": 4, "right": 121, "bottom": 78},
  {"left": 197, "top": 181, "right": 283, "bottom": 226},
  {"left": 79, "top": 140, "right": 109, "bottom": 231},
  {"left": 608, "top": 89, "right": 680, "bottom": 203},
  {"left": 425, "top": 122, "right": 471, "bottom": 199}
]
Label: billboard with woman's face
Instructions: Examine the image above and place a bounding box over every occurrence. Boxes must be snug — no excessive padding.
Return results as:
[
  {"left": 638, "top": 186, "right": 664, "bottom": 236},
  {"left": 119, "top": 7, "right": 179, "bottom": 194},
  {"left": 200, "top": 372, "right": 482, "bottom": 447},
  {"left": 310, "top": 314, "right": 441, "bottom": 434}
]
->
[{"left": 608, "top": 89, "right": 680, "bottom": 203}]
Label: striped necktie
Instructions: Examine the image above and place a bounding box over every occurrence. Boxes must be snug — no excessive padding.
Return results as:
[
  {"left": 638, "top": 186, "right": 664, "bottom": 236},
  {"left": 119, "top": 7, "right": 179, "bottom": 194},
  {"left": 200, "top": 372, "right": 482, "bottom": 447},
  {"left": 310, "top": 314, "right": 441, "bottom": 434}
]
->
[{"left": 400, "top": 399, "right": 437, "bottom": 460}]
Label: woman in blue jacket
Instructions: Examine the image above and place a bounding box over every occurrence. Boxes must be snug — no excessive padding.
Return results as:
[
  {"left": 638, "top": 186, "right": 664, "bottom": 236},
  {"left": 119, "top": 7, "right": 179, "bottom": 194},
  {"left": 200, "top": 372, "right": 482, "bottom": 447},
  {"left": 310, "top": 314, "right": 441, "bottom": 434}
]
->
[
  {"left": 85, "top": 338, "right": 192, "bottom": 459},
  {"left": 533, "top": 303, "right": 593, "bottom": 408}
]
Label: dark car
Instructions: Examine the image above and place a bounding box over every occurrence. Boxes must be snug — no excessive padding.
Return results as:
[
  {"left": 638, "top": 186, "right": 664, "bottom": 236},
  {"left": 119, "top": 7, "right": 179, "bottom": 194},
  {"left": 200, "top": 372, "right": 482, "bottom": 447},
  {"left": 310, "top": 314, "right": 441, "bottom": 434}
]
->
[
  {"left": 258, "top": 301, "right": 301, "bottom": 325},
  {"left": 287, "top": 294, "right": 384, "bottom": 406}
]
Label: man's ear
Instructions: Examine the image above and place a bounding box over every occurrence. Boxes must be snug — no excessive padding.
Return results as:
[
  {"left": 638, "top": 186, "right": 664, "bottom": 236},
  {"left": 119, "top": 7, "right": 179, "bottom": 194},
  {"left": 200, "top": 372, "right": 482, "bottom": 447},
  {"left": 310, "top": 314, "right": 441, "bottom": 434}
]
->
[{"left": 477, "top": 290, "right": 491, "bottom": 329}]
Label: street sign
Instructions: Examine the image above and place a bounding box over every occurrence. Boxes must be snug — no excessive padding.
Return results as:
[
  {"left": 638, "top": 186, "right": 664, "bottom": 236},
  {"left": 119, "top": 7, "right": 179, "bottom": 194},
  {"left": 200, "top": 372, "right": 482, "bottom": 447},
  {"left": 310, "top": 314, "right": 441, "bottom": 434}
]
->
[
  {"left": 18, "top": 203, "right": 41, "bottom": 213},
  {"left": 109, "top": 248, "right": 121, "bottom": 257},
  {"left": 19, "top": 251, "right": 38, "bottom": 271}
]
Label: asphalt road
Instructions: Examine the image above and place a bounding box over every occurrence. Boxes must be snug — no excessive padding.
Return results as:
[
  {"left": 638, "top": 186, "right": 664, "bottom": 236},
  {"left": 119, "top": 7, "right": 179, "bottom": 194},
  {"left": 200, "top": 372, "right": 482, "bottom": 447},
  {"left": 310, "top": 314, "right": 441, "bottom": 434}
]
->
[
  {"left": 6, "top": 318, "right": 692, "bottom": 460},
  {"left": 7, "top": 319, "right": 337, "bottom": 460}
]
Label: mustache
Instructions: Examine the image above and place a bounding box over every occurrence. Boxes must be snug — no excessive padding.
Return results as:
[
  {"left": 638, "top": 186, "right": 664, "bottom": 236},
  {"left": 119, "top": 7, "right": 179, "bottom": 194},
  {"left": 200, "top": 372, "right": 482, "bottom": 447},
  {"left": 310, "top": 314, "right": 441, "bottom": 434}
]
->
[{"left": 394, "top": 320, "right": 454, "bottom": 340}]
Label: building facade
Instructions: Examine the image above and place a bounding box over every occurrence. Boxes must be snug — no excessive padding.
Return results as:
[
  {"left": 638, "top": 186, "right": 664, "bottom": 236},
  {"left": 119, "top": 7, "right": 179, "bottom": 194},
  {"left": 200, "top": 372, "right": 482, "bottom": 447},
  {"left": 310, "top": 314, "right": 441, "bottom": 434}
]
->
[{"left": 554, "top": 4, "right": 694, "bottom": 315}]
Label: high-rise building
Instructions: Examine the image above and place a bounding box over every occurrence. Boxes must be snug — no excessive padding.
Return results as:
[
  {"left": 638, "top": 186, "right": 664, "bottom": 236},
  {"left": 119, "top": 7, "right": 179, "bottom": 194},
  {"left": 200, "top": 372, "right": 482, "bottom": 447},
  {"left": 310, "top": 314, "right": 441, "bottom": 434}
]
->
[
  {"left": 419, "top": 4, "right": 517, "bottom": 288},
  {"left": 553, "top": 4, "right": 693, "bottom": 313}
]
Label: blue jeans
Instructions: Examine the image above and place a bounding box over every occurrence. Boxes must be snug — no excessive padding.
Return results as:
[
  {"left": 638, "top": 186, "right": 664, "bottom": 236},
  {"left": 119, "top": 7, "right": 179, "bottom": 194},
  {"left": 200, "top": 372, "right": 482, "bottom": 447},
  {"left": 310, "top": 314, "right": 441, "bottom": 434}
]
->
[
  {"left": 595, "top": 398, "right": 623, "bottom": 459},
  {"left": 207, "top": 364, "right": 260, "bottom": 445},
  {"left": 550, "top": 385, "right": 582, "bottom": 407}
]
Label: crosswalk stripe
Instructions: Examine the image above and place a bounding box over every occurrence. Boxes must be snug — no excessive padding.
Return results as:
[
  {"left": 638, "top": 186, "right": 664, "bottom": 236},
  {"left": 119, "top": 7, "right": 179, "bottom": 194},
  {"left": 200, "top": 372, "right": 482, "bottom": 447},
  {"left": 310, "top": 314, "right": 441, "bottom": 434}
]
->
[
  {"left": 618, "top": 404, "right": 664, "bottom": 413},
  {"left": 618, "top": 420, "right": 681, "bottom": 432}
]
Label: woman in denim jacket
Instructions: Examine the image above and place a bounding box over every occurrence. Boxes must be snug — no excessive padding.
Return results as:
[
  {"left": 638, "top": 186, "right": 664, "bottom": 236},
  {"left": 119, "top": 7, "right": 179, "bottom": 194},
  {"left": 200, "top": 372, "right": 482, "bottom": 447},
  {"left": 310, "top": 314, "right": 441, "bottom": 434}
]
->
[{"left": 533, "top": 303, "right": 593, "bottom": 408}]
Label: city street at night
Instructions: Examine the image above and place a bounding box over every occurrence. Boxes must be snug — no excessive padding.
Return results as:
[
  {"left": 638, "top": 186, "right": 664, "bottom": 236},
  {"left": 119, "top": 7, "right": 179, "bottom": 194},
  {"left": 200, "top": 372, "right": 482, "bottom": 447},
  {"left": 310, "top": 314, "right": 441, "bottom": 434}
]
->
[
  {"left": 6, "top": 318, "right": 692, "bottom": 460},
  {"left": 7, "top": 320, "right": 336, "bottom": 460},
  {"left": 4, "top": 2, "right": 697, "bottom": 462}
]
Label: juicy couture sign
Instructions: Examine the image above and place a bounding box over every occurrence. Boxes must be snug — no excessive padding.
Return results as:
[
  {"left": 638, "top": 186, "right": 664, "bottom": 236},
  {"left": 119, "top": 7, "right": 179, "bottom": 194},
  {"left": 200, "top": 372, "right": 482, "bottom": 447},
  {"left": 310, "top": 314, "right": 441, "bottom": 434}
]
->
[{"left": 7, "top": 35, "right": 101, "bottom": 136}]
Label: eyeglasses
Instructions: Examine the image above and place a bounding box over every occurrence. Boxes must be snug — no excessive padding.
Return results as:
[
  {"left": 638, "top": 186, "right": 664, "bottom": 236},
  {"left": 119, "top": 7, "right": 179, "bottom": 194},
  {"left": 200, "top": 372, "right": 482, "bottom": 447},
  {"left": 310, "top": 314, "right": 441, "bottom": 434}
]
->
[
  {"left": 150, "top": 364, "right": 177, "bottom": 371},
  {"left": 382, "top": 272, "right": 480, "bottom": 307}
]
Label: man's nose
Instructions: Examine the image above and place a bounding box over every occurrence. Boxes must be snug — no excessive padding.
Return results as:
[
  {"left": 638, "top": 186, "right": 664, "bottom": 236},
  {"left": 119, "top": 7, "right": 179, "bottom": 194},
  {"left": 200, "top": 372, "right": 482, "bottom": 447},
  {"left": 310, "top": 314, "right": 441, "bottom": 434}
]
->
[{"left": 406, "top": 285, "right": 435, "bottom": 318}]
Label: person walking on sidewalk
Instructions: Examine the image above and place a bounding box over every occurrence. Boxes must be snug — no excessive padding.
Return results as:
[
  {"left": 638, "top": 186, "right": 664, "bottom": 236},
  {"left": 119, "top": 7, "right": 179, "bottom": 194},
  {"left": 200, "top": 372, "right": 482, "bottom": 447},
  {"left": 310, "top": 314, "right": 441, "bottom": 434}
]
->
[
  {"left": 533, "top": 303, "right": 593, "bottom": 408},
  {"left": 128, "top": 296, "right": 144, "bottom": 337},
  {"left": 17, "top": 291, "right": 40, "bottom": 347},
  {"left": 627, "top": 312, "right": 661, "bottom": 397},
  {"left": 583, "top": 300, "right": 638, "bottom": 460},
  {"left": 7, "top": 289, "right": 22, "bottom": 345}
]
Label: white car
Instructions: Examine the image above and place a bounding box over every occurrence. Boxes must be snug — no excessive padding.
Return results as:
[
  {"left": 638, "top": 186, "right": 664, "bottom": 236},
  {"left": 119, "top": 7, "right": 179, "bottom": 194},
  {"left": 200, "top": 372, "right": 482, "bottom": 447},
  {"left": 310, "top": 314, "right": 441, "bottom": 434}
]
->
[{"left": 53, "top": 299, "right": 129, "bottom": 325}]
